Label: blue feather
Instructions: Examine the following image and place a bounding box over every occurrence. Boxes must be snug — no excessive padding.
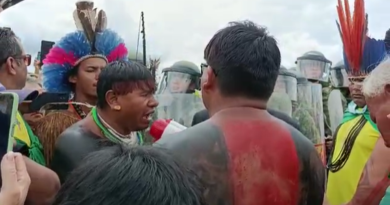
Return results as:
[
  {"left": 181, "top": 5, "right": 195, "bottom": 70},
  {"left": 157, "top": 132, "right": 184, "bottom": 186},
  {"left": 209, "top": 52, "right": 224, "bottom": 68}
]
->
[
  {"left": 362, "top": 37, "right": 386, "bottom": 74},
  {"left": 343, "top": 51, "right": 351, "bottom": 74},
  {"left": 42, "top": 29, "right": 128, "bottom": 93}
]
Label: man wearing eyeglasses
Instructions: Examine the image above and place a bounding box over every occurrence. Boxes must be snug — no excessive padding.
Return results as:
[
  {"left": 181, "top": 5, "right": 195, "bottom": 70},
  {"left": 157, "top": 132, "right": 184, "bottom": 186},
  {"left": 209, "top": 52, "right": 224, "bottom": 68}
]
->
[{"left": 0, "top": 27, "right": 59, "bottom": 205}]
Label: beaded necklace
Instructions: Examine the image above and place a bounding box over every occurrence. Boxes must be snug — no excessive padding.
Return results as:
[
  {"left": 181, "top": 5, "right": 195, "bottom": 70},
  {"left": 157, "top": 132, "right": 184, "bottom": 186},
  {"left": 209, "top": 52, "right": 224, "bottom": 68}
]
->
[{"left": 91, "top": 107, "right": 143, "bottom": 145}]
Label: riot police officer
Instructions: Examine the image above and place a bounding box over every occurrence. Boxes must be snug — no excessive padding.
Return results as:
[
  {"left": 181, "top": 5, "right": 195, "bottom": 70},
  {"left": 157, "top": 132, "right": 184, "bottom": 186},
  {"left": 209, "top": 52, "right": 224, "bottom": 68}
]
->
[
  {"left": 296, "top": 51, "right": 332, "bottom": 82},
  {"left": 296, "top": 50, "right": 332, "bottom": 164},
  {"left": 155, "top": 61, "right": 203, "bottom": 127},
  {"left": 157, "top": 61, "right": 201, "bottom": 94},
  {"left": 268, "top": 65, "right": 297, "bottom": 116}
]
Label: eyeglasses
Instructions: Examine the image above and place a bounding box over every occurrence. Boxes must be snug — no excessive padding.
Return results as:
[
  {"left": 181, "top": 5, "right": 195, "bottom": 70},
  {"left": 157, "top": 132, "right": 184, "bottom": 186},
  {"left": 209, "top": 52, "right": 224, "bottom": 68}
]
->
[
  {"left": 1, "top": 54, "right": 31, "bottom": 66},
  {"left": 200, "top": 63, "right": 219, "bottom": 76},
  {"left": 200, "top": 63, "right": 207, "bottom": 74}
]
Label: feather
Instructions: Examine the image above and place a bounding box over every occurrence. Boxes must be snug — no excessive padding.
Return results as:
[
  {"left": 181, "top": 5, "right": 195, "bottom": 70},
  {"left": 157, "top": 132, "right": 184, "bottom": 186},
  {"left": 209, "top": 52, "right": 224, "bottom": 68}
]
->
[
  {"left": 362, "top": 37, "right": 386, "bottom": 74},
  {"left": 75, "top": 1, "right": 97, "bottom": 44},
  {"left": 336, "top": 0, "right": 366, "bottom": 76},
  {"left": 95, "top": 10, "right": 107, "bottom": 33},
  {"left": 73, "top": 9, "right": 83, "bottom": 30}
]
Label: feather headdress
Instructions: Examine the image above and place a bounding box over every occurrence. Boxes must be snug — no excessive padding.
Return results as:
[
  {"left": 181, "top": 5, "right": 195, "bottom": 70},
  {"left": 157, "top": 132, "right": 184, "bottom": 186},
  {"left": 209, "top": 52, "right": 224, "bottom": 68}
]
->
[
  {"left": 336, "top": 0, "right": 386, "bottom": 78},
  {"left": 42, "top": 1, "right": 128, "bottom": 93}
]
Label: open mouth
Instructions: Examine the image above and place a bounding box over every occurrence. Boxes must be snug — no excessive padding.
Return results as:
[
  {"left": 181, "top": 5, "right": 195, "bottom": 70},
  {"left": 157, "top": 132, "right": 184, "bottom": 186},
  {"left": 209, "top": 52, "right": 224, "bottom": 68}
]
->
[{"left": 143, "top": 111, "right": 155, "bottom": 121}]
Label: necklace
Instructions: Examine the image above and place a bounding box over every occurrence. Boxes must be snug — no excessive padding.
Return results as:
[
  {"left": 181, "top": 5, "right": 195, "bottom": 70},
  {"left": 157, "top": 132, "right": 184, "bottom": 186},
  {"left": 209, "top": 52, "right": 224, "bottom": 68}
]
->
[
  {"left": 91, "top": 107, "right": 143, "bottom": 145},
  {"left": 72, "top": 103, "right": 87, "bottom": 119},
  {"left": 69, "top": 95, "right": 87, "bottom": 119}
]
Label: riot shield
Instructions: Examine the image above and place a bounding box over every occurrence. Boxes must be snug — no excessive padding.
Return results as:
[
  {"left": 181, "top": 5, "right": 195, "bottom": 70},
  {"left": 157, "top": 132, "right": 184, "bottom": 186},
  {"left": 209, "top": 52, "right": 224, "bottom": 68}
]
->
[
  {"left": 267, "top": 92, "right": 292, "bottom": 117},
  {"left": 293, "top": 82, "right": 325, "bottom": 163},
  {"left": 154, "top": 93, "right": 205, "bottom": 127},
  {"left": 270, "top": 71, "right": 297, "bottom": 116},
  {"left": 274, "top": 71, "right": 297, "bottom": 102},
  {"left": 327, "top": 89, "right": 344, "bottom": 134}
]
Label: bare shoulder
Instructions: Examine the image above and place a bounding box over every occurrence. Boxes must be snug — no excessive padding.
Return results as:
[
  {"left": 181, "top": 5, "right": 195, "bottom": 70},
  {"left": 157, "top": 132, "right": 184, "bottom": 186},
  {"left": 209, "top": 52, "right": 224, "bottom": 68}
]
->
[{"left": 57, "top": 121, "right": 86, "bottom": 143}]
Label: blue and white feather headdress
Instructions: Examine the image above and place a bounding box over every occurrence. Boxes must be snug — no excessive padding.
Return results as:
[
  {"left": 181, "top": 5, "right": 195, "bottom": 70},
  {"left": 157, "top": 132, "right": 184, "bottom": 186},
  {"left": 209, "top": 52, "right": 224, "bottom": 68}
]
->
[{"left": 42, "top": 1, "right": 128, "bottom": 93}]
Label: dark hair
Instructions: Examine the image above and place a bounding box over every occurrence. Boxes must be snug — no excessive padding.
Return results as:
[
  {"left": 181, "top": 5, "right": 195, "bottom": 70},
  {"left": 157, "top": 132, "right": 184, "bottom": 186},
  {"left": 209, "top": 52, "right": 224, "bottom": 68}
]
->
[
  {"left": 0, "top": 27, "right": 23, "bottom": 66},
  {"left": 66, "top": 65, "right": 79, "bottom": 91},
  {"left": 204, "top": 21, "right": 281, "bottom": 100},
  {"left": 53, "top": 145, "right": 205, "bottom": 205},
  {"left": 96, "top": 60, "right": 155, "bottom": 108}
]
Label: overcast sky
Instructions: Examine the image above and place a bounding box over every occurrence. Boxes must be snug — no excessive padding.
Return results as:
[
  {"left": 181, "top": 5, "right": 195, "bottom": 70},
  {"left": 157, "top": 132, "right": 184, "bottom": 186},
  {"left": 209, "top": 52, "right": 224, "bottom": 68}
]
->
[{"left": 0, "top": 0, "right": 389, "bottom": 73}]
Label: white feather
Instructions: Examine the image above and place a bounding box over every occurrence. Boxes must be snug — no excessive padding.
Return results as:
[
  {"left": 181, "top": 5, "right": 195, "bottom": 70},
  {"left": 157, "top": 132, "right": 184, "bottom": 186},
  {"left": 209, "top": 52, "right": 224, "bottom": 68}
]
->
[
  {"left": 73, "top": 9, "right": 83, "bottom": 31},
  {"left": 90, "top": 8, "right": 97, "bottom": 31}
]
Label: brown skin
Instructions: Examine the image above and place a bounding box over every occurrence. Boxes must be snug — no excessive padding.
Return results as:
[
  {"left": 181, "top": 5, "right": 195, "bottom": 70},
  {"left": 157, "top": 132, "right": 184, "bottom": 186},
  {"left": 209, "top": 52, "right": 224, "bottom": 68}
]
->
[
  {"left": 68, "top": 57, "right": 107, "bottom": 108},
  {"left": 349, "top": 80, "right": 366, "bottom": 108},
  {"left": 23, "top": 156, "right": 60, "bottom": 205},
  {"left": 0, "top": 39, "right": 60, "bottom": 205},
  {"left": 201, "top": 65, "right": 267, "bottom": 117},
  {"left": 99, "top": 86, "right": 159, "bottom": 134}
]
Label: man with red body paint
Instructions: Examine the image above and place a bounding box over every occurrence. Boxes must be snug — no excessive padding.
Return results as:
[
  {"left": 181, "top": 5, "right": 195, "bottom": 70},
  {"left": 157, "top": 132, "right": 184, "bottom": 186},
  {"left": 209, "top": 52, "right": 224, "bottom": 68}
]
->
[{"left": 155, "top": 21, "right": 325, "bottom": 205}]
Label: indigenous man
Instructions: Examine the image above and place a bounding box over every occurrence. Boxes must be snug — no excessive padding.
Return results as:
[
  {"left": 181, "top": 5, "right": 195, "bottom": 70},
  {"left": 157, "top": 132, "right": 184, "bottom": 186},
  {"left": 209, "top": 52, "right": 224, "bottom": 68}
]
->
[
  {"left": 325, "top": 0, "right": 386, "bottom": 204},
  {"left": 51, "top": 61, "right": 158, "bottom": 183},
  {"left": 156, "top": 21, "right": 325, "bottom": 205},
  {"left": 359, "top": 59, "right": 390, "bottom": 205},
  {"left": 32, "top": 1, "right": 128, "bottom": 165}
]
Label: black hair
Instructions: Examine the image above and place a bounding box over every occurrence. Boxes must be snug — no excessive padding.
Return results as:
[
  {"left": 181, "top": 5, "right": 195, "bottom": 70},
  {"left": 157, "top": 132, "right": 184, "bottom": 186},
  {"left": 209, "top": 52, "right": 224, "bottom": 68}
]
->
[
  {"left": 66, "top": 65, "right": 79, "bottom": 91},
  {"left": 0, "top": 27, "right": 23, "bottom": 66},
  {"left": 52, "top": 145, "right": 205, "bottom": 205},
  {"left": 96, "top": 60, "right": 155, "bottom": 108},
  {"left": 204, "top": 21, "right": 281, "bottom": 100}
]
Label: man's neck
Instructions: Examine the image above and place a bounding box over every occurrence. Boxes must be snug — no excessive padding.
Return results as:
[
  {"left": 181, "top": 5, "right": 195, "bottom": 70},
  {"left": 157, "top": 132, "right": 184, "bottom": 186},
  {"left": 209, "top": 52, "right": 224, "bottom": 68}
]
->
[
  {"left": 73, "top": 92, "right": 96, "bottom": 106},
  {"left": 96, "top": 108, "right": 132, "bottom": 136},
  {"left": 0, "top": 77, "right": 19, "bottom": 89},
  {"left": 208, "top": 96, "right": 267, "bottom": 117}
]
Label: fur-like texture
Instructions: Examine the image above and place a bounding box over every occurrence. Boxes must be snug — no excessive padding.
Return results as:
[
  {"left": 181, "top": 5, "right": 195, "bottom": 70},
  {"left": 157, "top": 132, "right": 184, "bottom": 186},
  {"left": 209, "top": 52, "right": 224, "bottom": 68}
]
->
[
  {"left": 30, "top": 111, "right": 79, "bottom": 166},
  {"left": 42, "top": 29, "right": 128, "bottom": 93}
]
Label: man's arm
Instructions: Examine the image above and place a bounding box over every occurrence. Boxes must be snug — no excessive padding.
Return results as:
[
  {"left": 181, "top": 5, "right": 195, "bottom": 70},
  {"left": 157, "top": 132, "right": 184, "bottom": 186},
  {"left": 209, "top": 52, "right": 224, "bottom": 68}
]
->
[
  {"left": 50, "top": 129, "right": 100, "bottom": 183},
  {"left": 24, "top": 156, "right": 60, "bottom": 205},
  {"left": 347, "top": 138, "right": 390, "bottom": 205}
]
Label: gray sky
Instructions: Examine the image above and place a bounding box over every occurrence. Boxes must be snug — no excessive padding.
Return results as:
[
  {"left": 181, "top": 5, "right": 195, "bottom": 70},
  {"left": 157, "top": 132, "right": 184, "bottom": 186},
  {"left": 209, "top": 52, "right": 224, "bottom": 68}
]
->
[{"left": 0, "top": 0, "right": 389, "bottom": 72}]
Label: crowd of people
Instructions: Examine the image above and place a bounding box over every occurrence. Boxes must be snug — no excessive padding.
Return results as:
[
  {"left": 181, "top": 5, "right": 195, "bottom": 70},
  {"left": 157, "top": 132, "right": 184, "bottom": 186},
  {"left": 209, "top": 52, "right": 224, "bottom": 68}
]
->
[{"left": 1, "top": 0, "right": 390, "bottom": 205}]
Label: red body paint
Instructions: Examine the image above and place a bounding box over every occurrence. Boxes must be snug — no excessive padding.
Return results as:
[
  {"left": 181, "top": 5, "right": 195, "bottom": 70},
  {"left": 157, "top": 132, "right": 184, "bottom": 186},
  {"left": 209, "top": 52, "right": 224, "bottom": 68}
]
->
[{"left": 220, "top": 120, "right": 300, "bottom": 205}]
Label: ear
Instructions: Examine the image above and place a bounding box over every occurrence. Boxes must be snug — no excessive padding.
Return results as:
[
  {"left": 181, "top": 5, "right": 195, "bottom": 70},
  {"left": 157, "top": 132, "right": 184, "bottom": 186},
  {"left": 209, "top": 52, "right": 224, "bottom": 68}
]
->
[
  {"left": 6, "top": 57, "right": 17, "bottom": 75},
  {"left": 384, "top": 84, "right": 390, "bottom": 96},
  {"left": 68, "top": 75, "right": 77, "bottom": 84},
  {"left": 201, "top": 66, "right": 215, "bottom": 91},
  {"left": 105, "top": 90, "right": 119, "bottom": 109}
]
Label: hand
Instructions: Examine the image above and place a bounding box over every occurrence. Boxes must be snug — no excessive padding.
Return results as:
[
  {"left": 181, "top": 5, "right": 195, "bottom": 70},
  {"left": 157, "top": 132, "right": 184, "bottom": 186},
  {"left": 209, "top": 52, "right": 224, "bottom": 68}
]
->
[
  {"left": 33, "top": 60, "right": 41, "bottom": 70},
  {"left": 0, "top": 152, "right": 31, "bottom": 205}
]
